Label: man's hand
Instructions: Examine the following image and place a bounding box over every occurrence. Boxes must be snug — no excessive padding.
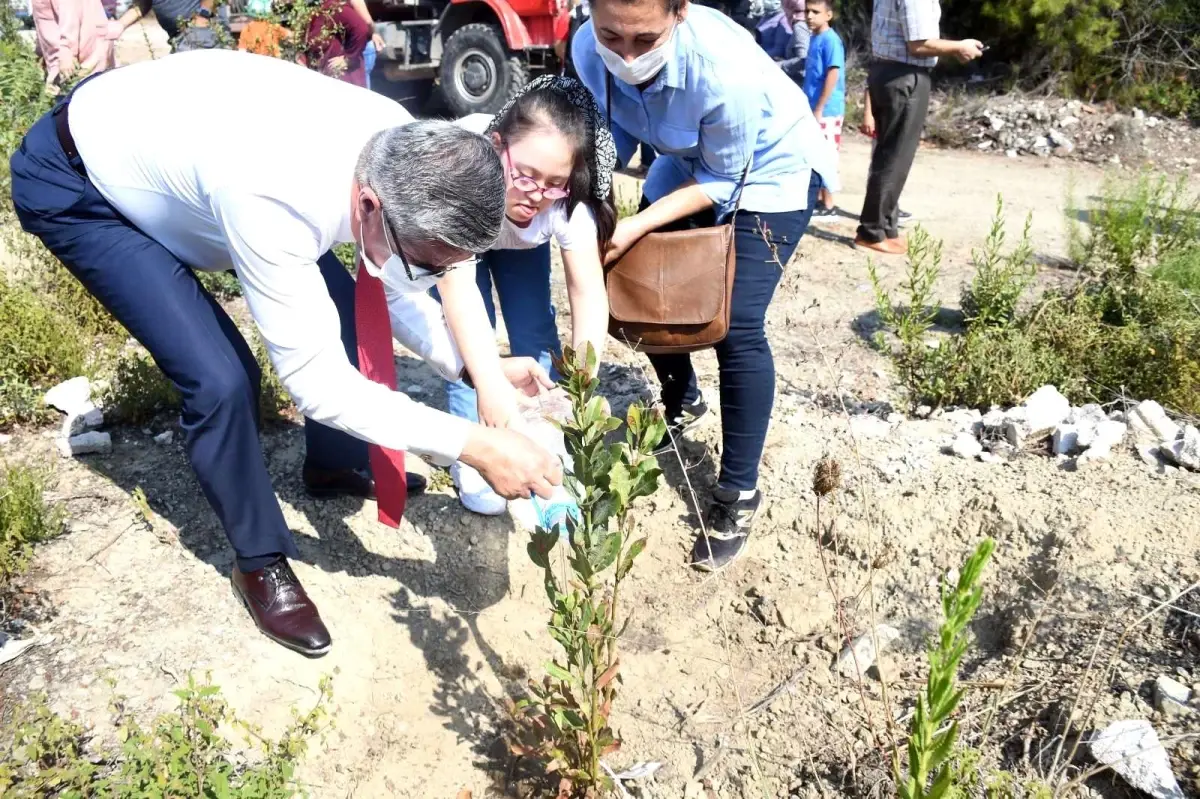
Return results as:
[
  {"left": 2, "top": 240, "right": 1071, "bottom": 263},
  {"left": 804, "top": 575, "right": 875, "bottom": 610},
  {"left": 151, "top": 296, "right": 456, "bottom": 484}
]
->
[
  {"left": 860, "top": 111, "right": 876, "bottom": 137},
  {"left": 476, "top": 384, "right": 519, "bottom": 428},
  {"left": 954, "top": 39, "right": 984, "bottom": 63},
  {"left": 190, "top": 13, "right": 210, "bottom": 27},
  {"left": 459, "top": 426, "right": 563, "bottom": 500},
  {"left": 500, "top": 356, "right": 554, "bottom": 397}
]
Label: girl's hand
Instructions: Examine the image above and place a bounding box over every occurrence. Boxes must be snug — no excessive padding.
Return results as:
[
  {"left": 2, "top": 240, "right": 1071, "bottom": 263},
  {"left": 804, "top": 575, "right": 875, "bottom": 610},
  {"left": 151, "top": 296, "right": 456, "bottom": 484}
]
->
[
  {"left": 860, "top": 112, "right": 876, "bottom": 137},
  {"left": 603, "top": 217, "right": 647, "bottom": 266}
]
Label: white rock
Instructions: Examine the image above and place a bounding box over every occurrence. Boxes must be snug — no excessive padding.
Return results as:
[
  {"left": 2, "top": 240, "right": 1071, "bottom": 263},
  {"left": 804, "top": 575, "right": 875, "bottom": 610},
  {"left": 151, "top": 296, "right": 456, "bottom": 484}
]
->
[
  {"left": 43, "top": 376, "right": 92, "bottom": 414},
  {"left": 404, "top": 384, "right": 424, "bottom": 394},
  {"left": 978, "top": 139, "right": 994, "bottom": 150},
  {"left": 1154, "top": 676, "right": 1192, "bottom": 717},
  {"left": 1022, "top": 386, "right": 1071, "bottom": 436},
  {"left": 1048, "top": 129, "right": 1074, "bottom": 153},
  {"left": 153, "top": 430, "right": 174, "bottom": 445},
  {"left": 56, "top": 431, "right": 112, "bottom": 458},
  {"left": 1089, "top": 720, "right": 1184, "bottom": 799},
  {"left": 1128, "top": 400, "right": 1181, "bottom": 444},
  {"left": 836, "top": 624, "right": 901, "bottom": 679},
  {"left": 944, "top": 408, "right": 982, "bottom": 431},
  {"left": 0, "top": 433, "right": 10, "bottom": 447},
  {"left": 1068, "top": 403, "right": 1107, "bottom": 426},
  {"left": 848, "top": 415, "right": 891, "bottom": 440},
  {"left": 1088, "top": 420, "right": 1127, "bottom": 452},
  {"left": 1033, "top": 135, "right": 1050, "bottom": 149},
  {"left": 1006, "top": 149, "right": 1019, "bottom": 158},
  {"left": 978, "top": 452, "right": 1006, "bottom": 464},
  {"left": 1138, "top": 445, "right": 1164, "bottom": 467},
  {"left": 948, "top": 433, "right": 983, "bottom": 460},
  {"left": 1052, "top": 424, "right": 1082, "bottom": 455},
  {"left": 1133, "top": 108, "right": 1146, "bottom": 120},
  {"left": 1060, "top": 116, "right": 1080, "bottom": 127},
  {"left": 60, "top": 402, "right": 104, "bottom": 438},
  {"left": 1162, "top": 425, "right": 1200, "bottom": 471}
]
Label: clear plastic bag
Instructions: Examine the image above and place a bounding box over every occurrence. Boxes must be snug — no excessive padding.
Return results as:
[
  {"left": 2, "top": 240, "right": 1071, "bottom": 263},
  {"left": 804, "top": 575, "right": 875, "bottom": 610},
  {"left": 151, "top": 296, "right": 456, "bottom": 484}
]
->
[{"left": 509, "top": 391, "right": 580, "bottom": 537}]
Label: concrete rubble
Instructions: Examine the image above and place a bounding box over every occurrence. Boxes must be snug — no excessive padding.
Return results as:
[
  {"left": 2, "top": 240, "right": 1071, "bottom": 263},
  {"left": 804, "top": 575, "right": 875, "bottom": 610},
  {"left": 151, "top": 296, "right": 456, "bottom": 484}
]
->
[
  {"left": 1154, "top": 676, "right": 1193, "bottom": 717},
  {"left": 1089, "top": 719, "right": 1186, "bottom": 799},
  {"left": 931, "top": 386, "right": 1198, "bottom": 473},
  {"left": 44, "top": 377, "right": 111, "bottom": 459}
]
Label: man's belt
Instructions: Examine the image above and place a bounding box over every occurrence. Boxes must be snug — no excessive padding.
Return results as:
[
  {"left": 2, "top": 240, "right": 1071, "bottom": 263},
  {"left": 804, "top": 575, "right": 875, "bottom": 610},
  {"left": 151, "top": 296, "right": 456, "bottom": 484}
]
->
[{"left": 52, "top": 94, "right": 85, "bottom": 175}]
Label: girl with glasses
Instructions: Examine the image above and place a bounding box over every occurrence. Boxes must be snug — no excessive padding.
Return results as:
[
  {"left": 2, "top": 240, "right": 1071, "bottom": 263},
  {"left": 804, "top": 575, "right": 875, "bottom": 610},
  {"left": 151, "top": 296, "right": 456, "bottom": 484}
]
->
[{"left": 436, "top": 75, "right": 617, "bottom": 516}]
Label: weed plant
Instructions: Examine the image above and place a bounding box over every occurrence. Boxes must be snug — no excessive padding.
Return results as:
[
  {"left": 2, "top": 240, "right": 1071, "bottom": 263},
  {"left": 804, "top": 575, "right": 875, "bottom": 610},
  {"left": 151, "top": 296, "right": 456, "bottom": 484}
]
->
[{"left": 0, "top": 463, "right": 63, "bottom": 588}]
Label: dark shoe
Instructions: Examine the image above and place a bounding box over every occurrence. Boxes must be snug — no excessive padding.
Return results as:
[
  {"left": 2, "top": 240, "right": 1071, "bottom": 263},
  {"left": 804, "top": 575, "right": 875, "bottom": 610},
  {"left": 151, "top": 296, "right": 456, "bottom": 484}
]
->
[
  {"left": 898, "top": 209, "right": 913, "bottom": 224},
  {"left": 302, "top": 466, "right": 427, "bottom": 500},
  {"left": 232, "top": 559, "right": 331, "bottom": 657},
  {"left": 690, "top": 488, "right": 762, "bottom": 572},
  {"left": 654, "top": 398, "right": 710, "bottom": 455},
  {"left": 812, "top": 205, "right": 838, "bottom": 217}
]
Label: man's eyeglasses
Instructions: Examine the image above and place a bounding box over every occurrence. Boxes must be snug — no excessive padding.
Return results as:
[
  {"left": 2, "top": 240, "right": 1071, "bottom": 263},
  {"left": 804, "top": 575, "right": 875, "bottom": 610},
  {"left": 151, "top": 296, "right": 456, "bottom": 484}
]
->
[
  {"left": 380, "top": 207, "right": 461, "bottom": 280},
  {"left": 503, "top": 145, "right": 570, "bottom": 200}
]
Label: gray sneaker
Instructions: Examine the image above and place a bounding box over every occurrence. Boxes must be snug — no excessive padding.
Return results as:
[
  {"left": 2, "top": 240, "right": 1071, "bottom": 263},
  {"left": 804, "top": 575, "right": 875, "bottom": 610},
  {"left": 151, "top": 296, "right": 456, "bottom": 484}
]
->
[{"left": 690, "top": 488, "right": 761, "bottom": 571}]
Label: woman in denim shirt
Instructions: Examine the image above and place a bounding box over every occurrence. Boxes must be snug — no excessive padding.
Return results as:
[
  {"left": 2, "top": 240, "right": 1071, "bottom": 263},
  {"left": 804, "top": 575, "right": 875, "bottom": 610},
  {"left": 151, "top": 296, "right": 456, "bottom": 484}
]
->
[{"left": 572, "top": 0, "right": 837, "bottom": 571}]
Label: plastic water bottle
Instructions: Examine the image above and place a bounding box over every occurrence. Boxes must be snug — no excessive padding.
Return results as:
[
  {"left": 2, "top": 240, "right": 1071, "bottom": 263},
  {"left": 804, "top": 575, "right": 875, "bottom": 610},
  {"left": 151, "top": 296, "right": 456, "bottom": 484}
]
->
[{"left": 512, "top": 393, "right": 581, "bottom": 541}]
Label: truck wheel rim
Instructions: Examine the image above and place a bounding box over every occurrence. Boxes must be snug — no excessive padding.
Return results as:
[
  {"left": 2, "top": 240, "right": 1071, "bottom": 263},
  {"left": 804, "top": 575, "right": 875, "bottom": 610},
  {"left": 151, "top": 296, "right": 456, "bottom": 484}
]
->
[{"left": 454, "top": 48, "right": 496, "bottom": 102}]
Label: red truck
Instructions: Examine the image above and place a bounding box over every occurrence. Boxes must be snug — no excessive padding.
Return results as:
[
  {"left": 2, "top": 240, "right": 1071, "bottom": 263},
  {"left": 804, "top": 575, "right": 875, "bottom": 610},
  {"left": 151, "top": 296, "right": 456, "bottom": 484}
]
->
[{"left": 369, "top": 0, "right": 570, "bottom": 115}]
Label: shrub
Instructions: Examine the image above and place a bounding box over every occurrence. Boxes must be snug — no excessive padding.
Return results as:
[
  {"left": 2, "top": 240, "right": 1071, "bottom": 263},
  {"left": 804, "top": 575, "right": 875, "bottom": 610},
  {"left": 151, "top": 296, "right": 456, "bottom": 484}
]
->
[
  {"left": 0, "top": 673, "right": 333, "bottom": 797},
  {"left": 100, "top": 347, "right": 182, "bottom": 424},
  {"left": 196, "top": 269, "right": 243, "bottom": 300},
  {"left": 0, "top": 463, "right": 63, "bottom": 588},
  {"left": 507, "top": 344, "right": 666, "bottom": 796},
  {"left": 871, "top": 180, "right": 1200, "bottom": 416}
]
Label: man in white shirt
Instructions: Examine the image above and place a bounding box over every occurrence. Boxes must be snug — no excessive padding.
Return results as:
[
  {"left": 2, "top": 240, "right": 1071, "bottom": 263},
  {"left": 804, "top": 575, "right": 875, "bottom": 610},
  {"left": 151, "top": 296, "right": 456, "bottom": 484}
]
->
[{"left": 9, "top": 49, "right": 563, "bottom": 658}]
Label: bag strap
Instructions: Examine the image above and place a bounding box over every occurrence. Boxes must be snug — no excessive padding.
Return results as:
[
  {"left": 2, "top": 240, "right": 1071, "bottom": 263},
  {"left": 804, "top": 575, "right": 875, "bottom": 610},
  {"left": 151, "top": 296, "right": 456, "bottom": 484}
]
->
[{"left": 607, "top": 71, "right": 753, "bottom": 222}]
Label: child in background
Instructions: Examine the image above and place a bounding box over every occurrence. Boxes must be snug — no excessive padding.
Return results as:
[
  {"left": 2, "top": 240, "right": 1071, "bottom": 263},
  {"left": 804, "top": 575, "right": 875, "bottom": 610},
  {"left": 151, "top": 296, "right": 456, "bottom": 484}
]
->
[
  {"left": 802, "top": 0, "right": 844, "bottom": 215},
  {"left": 756, "top": 0, "right": 806, "bottom": 84}
]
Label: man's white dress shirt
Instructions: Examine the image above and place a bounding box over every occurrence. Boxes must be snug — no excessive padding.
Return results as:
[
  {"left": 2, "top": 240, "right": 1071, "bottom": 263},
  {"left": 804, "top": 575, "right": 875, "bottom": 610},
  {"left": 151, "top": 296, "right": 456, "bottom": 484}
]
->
[{"left": 70, "top": 49, "right": 472, "bottom": 463}]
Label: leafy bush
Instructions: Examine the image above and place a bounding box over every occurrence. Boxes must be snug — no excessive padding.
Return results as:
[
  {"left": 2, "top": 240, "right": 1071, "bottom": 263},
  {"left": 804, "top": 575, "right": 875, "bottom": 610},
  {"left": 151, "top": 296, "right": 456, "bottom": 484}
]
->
[
  {"left": 0, "top": 463, "right": 63, "bottom": 588},
  {"left": 197, "top": 269, "right": 244, "bottom": 300},
  {"left": 0, "top": 674, "right": 333, "bottom": 797},
  {"left": 0, "top": 4, "right": 53, "bottom": 204},
  {"left": 100, "top": 347, "right": 182, "bottom": 424},
  {"left": 871, "top": 179, "right": 1200, "bottom": 416},
  {"left": 508, "top": 344, "right": 666, "bottom": 796}
]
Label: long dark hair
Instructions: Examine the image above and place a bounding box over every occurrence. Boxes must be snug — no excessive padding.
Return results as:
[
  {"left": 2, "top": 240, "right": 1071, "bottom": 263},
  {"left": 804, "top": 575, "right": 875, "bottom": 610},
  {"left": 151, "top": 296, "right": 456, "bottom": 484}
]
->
[{"left": 491, "top": 88, "right": 618, "bottom": 253}]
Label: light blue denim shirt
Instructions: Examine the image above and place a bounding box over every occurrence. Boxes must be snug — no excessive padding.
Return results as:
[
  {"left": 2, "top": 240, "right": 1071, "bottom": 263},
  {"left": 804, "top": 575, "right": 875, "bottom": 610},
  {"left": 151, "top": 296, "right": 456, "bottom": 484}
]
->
[{"left": 572, "top": 5, "right": 840, "bottom": 219}]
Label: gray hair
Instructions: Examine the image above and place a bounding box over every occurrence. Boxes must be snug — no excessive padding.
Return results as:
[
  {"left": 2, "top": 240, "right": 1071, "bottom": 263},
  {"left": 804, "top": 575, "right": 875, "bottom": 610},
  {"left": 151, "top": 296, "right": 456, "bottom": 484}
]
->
[{"left": 355, "top": 120, "right": 505, "bottom": 253}]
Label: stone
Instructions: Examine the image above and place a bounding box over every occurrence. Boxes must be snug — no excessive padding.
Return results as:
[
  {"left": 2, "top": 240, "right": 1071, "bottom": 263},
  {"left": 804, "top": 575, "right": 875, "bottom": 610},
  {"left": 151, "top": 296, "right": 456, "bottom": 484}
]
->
[
  {"left": 405, "top": 384, "right": 424, "bottom": 394},
  {"left": 56, "top": 431, "right": 112, "bottom": 458},
  {"left": 1022, "top": 386, "right": 1071, "bottom": 436},
  {"left": 848, "top": 415, "right": 891, "bottom": 440},
  {"left": 154, "top": 430, "right": 174, "bottom": 445},
  {"left": 1068, "top": 403, "right": 1107, "bottom": 426},
  {"left": 915, "top": 405, "right": 933, "bottom": 419},
  {"left": 1052, "top": 424, "right": 1082, "bottom": 455},
  {"left": 1128, "top": 400, "right": 1181, "bottom": 444},
  {"left": 978, "top": 139, "right": 994, "bottom": 150},
  {"left": 1089, "top": 719, "right": 1185, "bottom": 799},
  {"left": 1138, "top": 445, "right": 1165, "bottom": 467},
  {"left": 1033, "top": 135, "right": 1051, "bottom": 150},
  {"left": 0, "top": 433, "right": 10, "bottom": 447},
  {"left": 835, "top": 624, "right": 901, "bottom": 679},
  {"left": 1155, "top": 676, "right": 1192, "bottom": 717},
  {"left": 948, "top": 433, "right": 983, "bottom": 460},
  {"left": 61, "top": 402, "right": 104, "bottom": 438},
  {"left": 1162, "top": 425, "right": 1200, "bottom": 472},
  {"left": 943, "top": 408, "right": 982, "bottom": 430},
  {"left": 1003, "top": 420, "right": 1029, "bottom": 449},
  {"left": 1086, "top": 420, "right": 1127, "bottom": 453},
  {"left": 1060, "top": 116, "right": 1080, "bottom": 127},
  {"left": 43, "top": 376, "right": 91, "bottom": 414},
  {"left": 1006, "top": 149, "right": 1019, "bottom": 158},
  {"left": 1048, "top": 129, "right": 1074, "bottom": 153}
]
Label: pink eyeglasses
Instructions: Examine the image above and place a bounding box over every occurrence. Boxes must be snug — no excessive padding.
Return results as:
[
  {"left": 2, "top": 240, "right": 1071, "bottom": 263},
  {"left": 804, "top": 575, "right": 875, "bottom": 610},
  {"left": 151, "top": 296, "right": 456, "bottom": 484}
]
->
[{"left": 504, "top": 145, "right": 570, "bottom": 200}]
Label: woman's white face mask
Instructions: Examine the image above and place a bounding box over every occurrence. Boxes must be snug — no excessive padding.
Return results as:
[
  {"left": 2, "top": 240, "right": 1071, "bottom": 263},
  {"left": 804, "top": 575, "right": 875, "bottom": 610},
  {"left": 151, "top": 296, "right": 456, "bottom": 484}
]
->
[{"left": 595, "top": 24, "right": 676, "bottom": 85}]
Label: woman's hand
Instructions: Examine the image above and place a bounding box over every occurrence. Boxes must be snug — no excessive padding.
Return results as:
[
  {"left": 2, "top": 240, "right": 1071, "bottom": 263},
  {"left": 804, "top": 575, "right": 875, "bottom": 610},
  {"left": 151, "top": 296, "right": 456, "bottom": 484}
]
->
[
  {"left": 372, "top": 32, "right": 385, "bottom": 51},
  {"left": 500, "top": 357, "right": 554, "bottom": 397},
  {"left": 603, "top": 217, "right": 647, "bottom": 266}
]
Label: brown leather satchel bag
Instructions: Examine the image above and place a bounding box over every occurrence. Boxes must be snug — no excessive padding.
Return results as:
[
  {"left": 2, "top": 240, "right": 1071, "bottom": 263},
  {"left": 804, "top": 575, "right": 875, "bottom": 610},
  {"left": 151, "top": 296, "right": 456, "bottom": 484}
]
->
[{"left": 603, "top": 76, "right": 752, "bottom": 354}]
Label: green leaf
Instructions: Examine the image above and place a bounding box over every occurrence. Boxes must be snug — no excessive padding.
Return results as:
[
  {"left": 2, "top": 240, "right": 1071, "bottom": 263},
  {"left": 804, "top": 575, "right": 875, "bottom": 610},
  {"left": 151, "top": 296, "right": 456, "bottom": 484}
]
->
[
  {"left": 589, "top": 531, "right": 622, "bottom": 573},
  {"left": 616, "top": 537, "right": 647, "bottom": 581}
]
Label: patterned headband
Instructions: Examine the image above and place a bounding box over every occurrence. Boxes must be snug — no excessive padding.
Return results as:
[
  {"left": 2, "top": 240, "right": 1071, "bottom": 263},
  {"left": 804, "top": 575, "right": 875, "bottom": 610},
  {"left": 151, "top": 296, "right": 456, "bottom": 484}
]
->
[{"left": 485, "top": 75, "right": 616, "bottom": 203}]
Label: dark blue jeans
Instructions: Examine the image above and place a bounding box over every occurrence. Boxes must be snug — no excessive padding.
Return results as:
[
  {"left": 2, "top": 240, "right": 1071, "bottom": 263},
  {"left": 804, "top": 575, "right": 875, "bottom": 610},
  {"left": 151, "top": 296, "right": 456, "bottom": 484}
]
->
[
  {"left": 9, "top": 106, "right": 366, "bottom": 571},
  {"left": 434, "top": 243, "right": 562, "bottom": 422},
  {"left": 646, "top": 174, "right": 819, "bottom": 491}
]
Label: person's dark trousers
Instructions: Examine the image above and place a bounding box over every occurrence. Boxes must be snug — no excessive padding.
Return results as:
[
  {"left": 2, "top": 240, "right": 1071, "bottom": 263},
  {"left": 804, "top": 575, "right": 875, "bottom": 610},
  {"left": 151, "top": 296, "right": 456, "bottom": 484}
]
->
[
  {"left": 643, "top": 174, "right": 819, "bottom": 492},
  {"left": 9, "top": 106, "right": 366, "bottom": 573},
  {"left": 856, "top": 60, "right": 931, "bottom": 244}
]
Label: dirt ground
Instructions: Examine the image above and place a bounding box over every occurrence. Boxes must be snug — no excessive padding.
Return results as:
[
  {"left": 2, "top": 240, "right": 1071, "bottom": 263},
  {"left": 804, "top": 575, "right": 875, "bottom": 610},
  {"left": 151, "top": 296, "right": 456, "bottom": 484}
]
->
[{"left": 3, "top": 64, "right": 1200, "bottom": 798}]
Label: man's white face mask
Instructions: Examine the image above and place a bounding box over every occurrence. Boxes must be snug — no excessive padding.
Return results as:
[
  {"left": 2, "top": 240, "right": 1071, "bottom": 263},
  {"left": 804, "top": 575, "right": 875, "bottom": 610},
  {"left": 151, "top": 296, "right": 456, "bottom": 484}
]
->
[{"left": 357, "top": 207, "right": 443, "bottom": 295}]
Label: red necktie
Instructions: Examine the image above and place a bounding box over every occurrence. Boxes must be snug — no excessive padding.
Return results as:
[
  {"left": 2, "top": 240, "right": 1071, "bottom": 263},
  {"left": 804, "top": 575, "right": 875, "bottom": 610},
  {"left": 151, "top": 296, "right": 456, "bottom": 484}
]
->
[{"left": 354, "top": 261, "right": 406, "bottom": 528}]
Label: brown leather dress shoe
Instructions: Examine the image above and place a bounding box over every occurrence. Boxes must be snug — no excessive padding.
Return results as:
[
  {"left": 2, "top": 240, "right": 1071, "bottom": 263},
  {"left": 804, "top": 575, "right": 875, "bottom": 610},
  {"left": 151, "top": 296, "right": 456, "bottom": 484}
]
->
[
  {"left": 302, "top": 466, "right": 427, "bottom": 500},
  {"left": 853, "top": 236, "right": 908, "bottom": 255},
  {"left": 232, "top": 559, "right": 331, "bottom": 657}
]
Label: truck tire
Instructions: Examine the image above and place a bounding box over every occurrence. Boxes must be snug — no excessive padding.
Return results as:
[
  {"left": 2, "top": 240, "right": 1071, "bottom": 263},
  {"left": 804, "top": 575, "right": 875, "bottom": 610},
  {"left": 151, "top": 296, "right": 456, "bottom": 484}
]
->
[{"left": 439, "top": 23, "right": 528, "bottom": 116}]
